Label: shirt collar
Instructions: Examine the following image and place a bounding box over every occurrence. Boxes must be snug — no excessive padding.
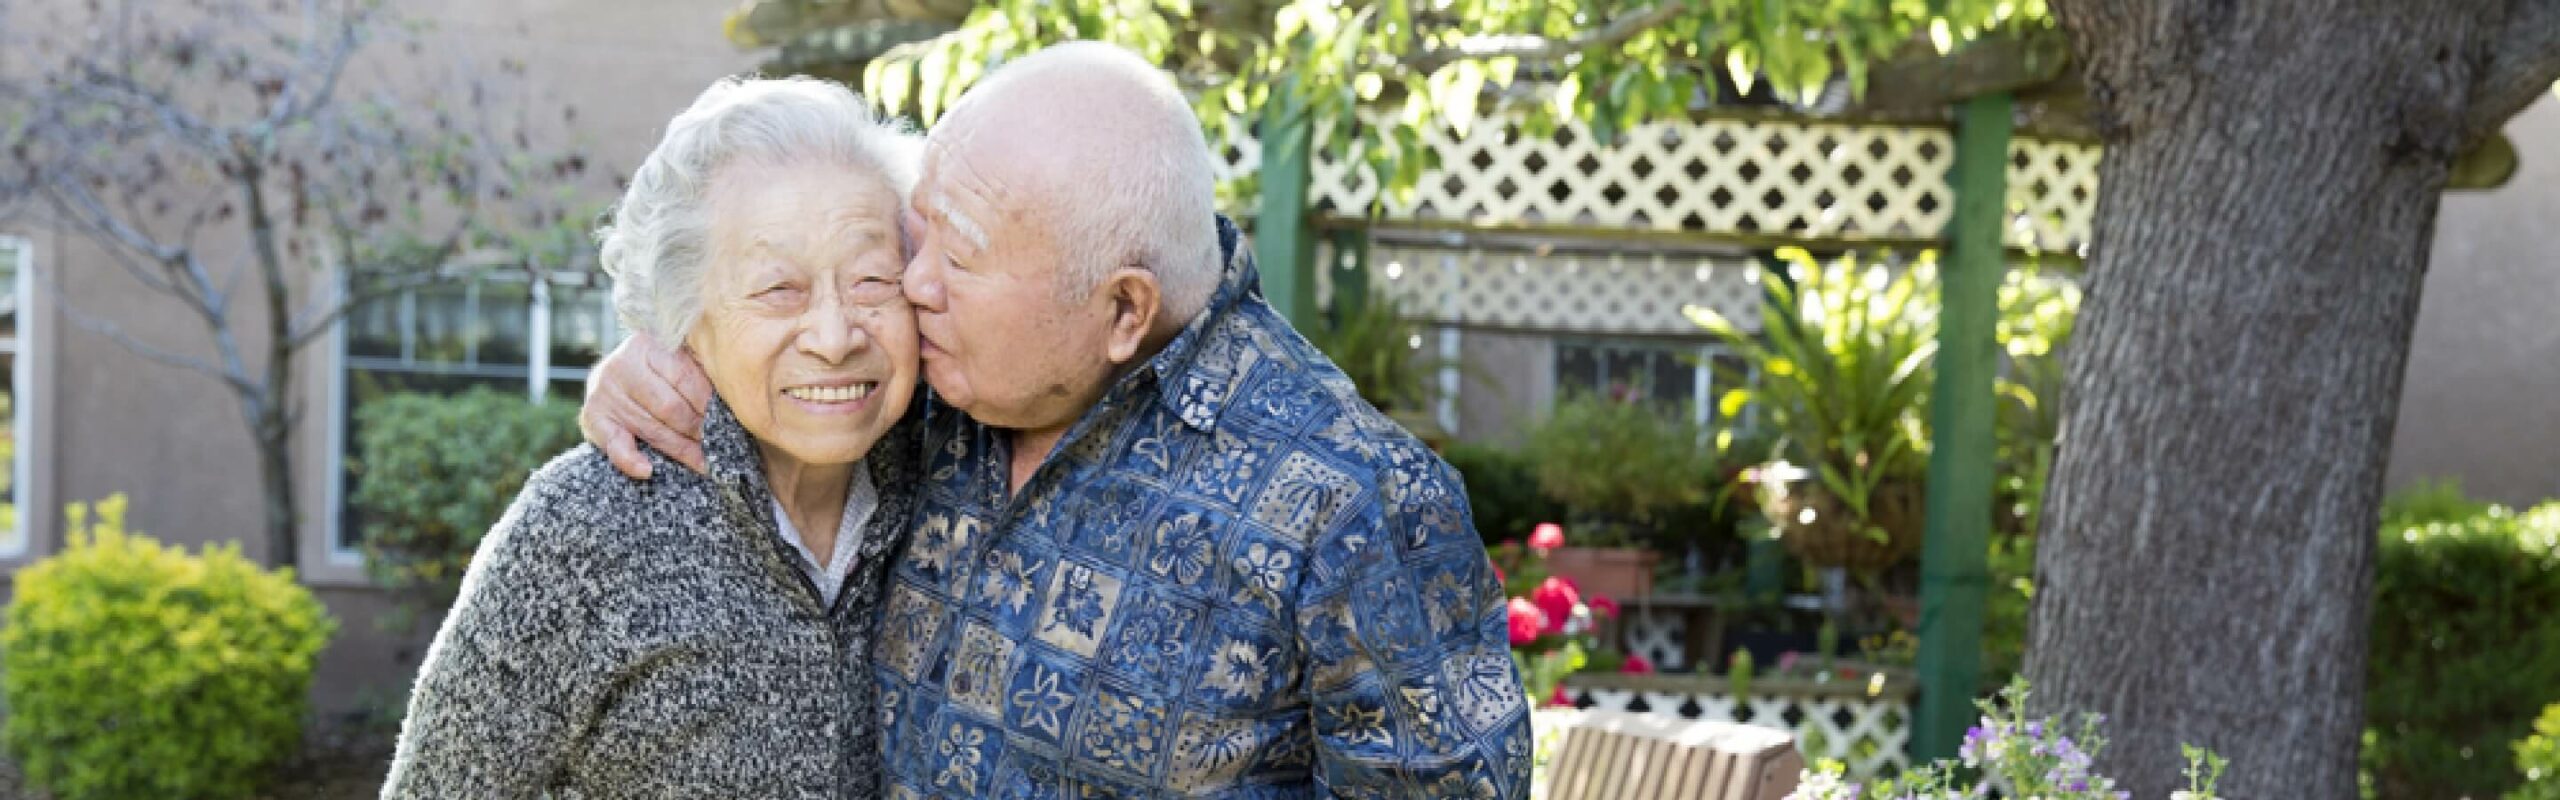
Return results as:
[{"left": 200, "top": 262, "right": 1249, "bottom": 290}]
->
[
  {"left": 701, "top": 394, "right": 767, "bottom": 494},
  {"left": 1105, "top": 215, "right": 1262, "bottom": 432}
]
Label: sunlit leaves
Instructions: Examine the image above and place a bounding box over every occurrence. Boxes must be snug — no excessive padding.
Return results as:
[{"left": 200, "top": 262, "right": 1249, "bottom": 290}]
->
[{"left": 861, "top": 0, "right": 2050, "bottom": 200}]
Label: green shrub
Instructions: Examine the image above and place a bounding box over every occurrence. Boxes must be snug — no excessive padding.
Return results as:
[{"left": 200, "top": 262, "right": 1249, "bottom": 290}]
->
[
  {"left": 2513, "top": 703, "right": 2560, "bottom": 800},
  {"left": 1518, "top": 391, "right": 1716, "bottom": 547},
  {"left": 0, "top": 495, "right": 335, "bottom": 800},
  {"left": 351, "top": 388, "right": 579, "bottom": 625},
  {"left": 2365, "top": 486, "right": 2560, "bottom": 800},
  {"left": 1442, "top": 442, "right": 1567, "bottom": 545}
]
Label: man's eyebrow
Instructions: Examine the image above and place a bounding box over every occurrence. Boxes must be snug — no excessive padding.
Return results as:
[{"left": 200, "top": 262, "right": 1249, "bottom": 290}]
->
[{"left": 929, "top": 185, "right": 992, "bottom": 252}]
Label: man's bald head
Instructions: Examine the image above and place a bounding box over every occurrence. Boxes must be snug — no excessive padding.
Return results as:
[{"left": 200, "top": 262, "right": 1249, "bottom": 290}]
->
[{"left": 929, "top": 42, "right": 1222, "bottom": 322}]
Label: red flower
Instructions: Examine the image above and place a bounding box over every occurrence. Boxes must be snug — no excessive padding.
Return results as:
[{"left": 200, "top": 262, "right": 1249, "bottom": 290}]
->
[
  {"left": 1587, "top": 595, "right": 1620, "bottom": 619},
  {"left": 1528, "top": 522, "right": 1566, "bottom": 552},
  {"left": 1621, "top": 654, "right": 1655, "bottom": 675},
  {"left": 1529, "top": 576, "right": 1580, "bottom": 635},
  {"left": 1548, "top": 683, "right": 1575, "bottom": 708},
  {"left": 1506, "top": 598, "right": 1546, "bottom": 646}
]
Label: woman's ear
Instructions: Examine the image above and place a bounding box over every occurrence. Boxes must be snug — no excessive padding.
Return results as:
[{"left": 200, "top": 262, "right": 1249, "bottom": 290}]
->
[{"left": 1100, "top": 267, "right": 1163, "bottom": 366}]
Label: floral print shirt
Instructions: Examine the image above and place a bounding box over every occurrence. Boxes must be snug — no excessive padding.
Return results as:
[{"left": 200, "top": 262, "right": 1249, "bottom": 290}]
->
[{"left": 872, "top": 218, "right": 1532, "bottom": 799}]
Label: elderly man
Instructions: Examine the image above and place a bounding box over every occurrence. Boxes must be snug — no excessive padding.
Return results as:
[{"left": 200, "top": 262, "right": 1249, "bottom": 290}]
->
[{"left": 582, "top": 43, "right": 1531, "bottom": 797}]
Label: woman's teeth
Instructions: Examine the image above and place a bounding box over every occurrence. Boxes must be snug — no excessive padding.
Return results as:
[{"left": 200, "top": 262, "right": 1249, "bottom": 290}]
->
[{"left": 785, "top": 383, "right": 874, "bottom": 403}]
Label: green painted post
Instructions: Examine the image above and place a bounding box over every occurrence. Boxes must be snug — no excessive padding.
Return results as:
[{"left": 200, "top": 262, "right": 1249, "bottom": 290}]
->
[
  {"left": 1255, "top": 80, "right": 1318, "bottom": 332},
  {"left": 1913, "top": 91, "right": 2012, "bottom": 763},
  {"left": 1325, "top": 225, "right": 1371, "bottom": 326}
]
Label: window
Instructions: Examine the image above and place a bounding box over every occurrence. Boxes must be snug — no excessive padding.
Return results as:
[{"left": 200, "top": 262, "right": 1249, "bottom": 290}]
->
[
  {"left": 1553, "top": 338, "right": 1744, "bottom": 427},
  {"left": 327, "top": 271, "right": 617, "bottom": 561},
  {"left": 0, "top": 239, "right": 29, "bottom": 556}
]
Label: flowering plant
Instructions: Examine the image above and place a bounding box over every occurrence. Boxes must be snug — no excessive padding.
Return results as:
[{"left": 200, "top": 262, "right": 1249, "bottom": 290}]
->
[
  {"left": 1787, "top": 679, "right": 2229, "bottom": 800},
  {"left": 1493, "top": 523, "right": 1652, "bottom": 707}
]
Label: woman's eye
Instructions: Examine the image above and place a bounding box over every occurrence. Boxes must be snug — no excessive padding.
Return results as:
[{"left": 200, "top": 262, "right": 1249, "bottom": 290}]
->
[
  {"left": 753, "top": 283, "right": 803, "bottom": 299},
  {"left": 849, "top": 277, "right": 903, "bottom": 304}
]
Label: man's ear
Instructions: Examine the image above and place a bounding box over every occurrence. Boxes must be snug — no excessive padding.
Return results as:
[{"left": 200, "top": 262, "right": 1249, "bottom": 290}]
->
[{"left": 1100, "top": 266, "right": 1163, "bottom": 366}]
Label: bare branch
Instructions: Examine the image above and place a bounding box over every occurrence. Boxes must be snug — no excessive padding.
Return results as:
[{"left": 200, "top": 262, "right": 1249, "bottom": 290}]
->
[
  {"left": 286, "top": 240, "right": 475, "bottom": 349},
  {"left": 40, "top": 274, "right": 257, "bottom": 395},
  {"left": 262, "top": 0, "right": 364, "bottom": 137},
  {"left": 66, "top": 65, "right": 234, "bottom": 154},
  {"left": 1403, "top": 2, "right": 1688, "bottom": 75},
  {"left": 2464, "top": 0, "right": 2560, "bottom": 143}
]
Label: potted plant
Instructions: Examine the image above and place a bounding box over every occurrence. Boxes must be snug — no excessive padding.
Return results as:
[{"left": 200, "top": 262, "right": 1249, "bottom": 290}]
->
[
  {"left": 1691, "top": 247, "right": 1937, "bottom": 575},
  {"left": 1518, "top": 390, "right": 1718, "bottom": 598},
  {"left": 1489, "top": 539, "right": 1651, "bottom": 708}
]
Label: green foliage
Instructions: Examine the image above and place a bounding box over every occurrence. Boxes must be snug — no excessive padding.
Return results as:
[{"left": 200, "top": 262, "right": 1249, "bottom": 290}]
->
[
  {"left": 1443, "top": 442, "right": 1569, "bottom": 545},
  {"left": 1518, "top": 390, "right": 1714, "bottom": 546},
  {"left": 1993, "top": 264, "right": 2077, "bottom": 535},
  {"left": 2514, "top": 704, "right": 2560, "bottom": 800},
  {"left": 862, "top": 0, "right": 2052, "bottom": 203},
  {"left": 1694, "top": 248, "right": 1937, "bottom": 525},
  {"left": 0, "top": 495, "right": 335, "bottom": 800},
  {"left": 1981, "top": 531, "right": 2035, "bottom": 687},
  {"left": 1309, "top": 293, "right": 1443, "bottom": 413},
  {"left": 350, "top": 388, "right": 580, "bottom": 626},
  {"left": 2364, "top": 486, "right": 2560, "bottom": 800}
]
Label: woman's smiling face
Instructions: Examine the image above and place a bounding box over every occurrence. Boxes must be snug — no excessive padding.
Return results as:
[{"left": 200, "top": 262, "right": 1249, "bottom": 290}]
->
[{"left": 685, "top": 158, "right": 919, "bottom": 469}]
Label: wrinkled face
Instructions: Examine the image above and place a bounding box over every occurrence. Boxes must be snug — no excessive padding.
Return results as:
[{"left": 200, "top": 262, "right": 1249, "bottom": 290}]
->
[
  {"left": 900, "top": 129, "right": 1120, "bottom": 433},
  {"left": 687, "top": 159, "right": 919, "bottom": 470}
]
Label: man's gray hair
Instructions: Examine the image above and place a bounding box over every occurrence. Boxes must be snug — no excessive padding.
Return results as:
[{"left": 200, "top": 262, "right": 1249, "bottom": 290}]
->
[
  {"left": 962, "top": 43, "right": 1223, "bottom": 322},
  {"left": 599, "top": 76, "right": 923, "bottom": 342}
]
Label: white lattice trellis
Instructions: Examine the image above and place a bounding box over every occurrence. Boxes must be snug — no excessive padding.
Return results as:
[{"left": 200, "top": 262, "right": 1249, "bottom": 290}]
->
[
  {"left": 1328, "top": 244, "right": 1766, "bottom": 336},
  {"left": 1563, "top": 683, "right": 1912, "bottom": 780},
  {"left": 1622, "top": 608, "right": 1690, "bottom": 673},
  {"left": 1213, "top": 113, "right": 2101, "bottom": 252}
]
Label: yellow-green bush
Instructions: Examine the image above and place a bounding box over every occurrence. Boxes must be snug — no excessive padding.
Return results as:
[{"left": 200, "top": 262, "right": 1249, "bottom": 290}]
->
[
  {"left": 2516, "top": 703, "right": 2560, "bottom": 800},
  {"left": 0, "top": 495, "right": 336, "bottom": 800}
]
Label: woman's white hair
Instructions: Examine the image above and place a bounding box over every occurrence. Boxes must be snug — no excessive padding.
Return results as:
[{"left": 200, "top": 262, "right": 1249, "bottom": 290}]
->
[
  {"left": 955, "top": 43, "right": 1223, "bottom": 322},
  {"left": 599, "top": 76, "right": 923, "bottom": 342}
]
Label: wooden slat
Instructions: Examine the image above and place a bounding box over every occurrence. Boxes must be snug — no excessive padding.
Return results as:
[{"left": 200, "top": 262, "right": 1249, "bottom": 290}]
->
[{"left": 1538, "top": 710, "right": 1803, "bottom": 800}]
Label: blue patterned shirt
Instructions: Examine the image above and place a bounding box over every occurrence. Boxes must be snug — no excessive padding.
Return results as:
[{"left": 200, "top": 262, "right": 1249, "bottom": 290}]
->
[{"left": 872, "top": 218, "right": 1532, "bottom": 798}]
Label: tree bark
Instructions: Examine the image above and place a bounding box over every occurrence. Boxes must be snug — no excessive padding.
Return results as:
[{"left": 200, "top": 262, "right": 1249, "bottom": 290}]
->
[{"left": 2029, "top": 0, "right": 2552, "bottom": 796}]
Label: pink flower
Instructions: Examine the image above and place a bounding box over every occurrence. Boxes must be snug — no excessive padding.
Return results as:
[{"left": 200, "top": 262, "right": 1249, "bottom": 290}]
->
[
  {"left": 1529, "top": 522, "right": 1566, "bottom": 552},
  {"left": 1529, "top": 577, "right": 1580, "bottom": 635},
  {"left": 1506, "top": 598, "right": 1546, "bottom": 646},
  {"left": 1621, "top": 654, "right": 1655, "bottom": 675},
  {"left": 1548, "top": 683, "right": 1575, "bottom": 708},
  {"left": 1587, "top": 595, "right": 1620, "bottom": 619}
]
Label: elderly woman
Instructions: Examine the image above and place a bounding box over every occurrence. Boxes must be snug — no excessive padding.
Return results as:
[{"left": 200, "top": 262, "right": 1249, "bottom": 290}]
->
[{"left": 381, "top": 77, "right": 922, "bottom": 799}]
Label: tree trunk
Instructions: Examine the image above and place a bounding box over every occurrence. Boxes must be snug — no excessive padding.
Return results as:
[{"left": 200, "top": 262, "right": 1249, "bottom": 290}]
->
[
  {"left": 2031, "top": 1, "right": 2509, "bottom": 796},
  {"left": 256, "top": 412, "right": 298, "bottom": 568}
]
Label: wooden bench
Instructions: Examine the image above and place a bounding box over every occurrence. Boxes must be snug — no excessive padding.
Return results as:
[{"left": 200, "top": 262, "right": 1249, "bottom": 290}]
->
[{"left": 1538, "top": 710, "right": 1803, "bottom": 800}]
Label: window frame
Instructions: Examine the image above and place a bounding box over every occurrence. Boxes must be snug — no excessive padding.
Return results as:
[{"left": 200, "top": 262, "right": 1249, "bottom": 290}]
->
[
  {"left": 0, "top": 237, "right": 35, "bottom": 561},
  {"left": 321, "top": 269, "right": 616, "bottom": 570}
]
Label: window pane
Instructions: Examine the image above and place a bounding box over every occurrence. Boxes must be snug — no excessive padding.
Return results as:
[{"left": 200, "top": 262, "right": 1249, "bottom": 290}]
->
[
  {"left": 477, "top": 280, "right": 533, "bottom": 366},
  {"left": 0, "top": 243, "right": 21, "bottom": 552},
  {"left": 549, "top": 284, "right": 611, "bottom": 371},
  {"left": 412, "top": 284, "right": 473, "bottom": 365},
  {"left": 1556, "top": 339, "right": 1703, "bottom": 414},
  {"left": 346, "top": 295, "right": 402, "bottom": 359}
]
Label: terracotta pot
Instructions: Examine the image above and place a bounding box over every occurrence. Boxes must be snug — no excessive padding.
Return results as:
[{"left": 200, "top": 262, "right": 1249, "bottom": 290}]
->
[
  {"left": 1543, "top": 546, "right": 1657, "bottom": 601},
  {"left": 1764, "top": 479, "right": 1925, "bottom": 574}
]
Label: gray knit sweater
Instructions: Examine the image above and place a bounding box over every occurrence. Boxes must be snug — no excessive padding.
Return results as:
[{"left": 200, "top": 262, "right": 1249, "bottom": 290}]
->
[{"left": 381, "top": 396, "right": 919, "bottom": 799}]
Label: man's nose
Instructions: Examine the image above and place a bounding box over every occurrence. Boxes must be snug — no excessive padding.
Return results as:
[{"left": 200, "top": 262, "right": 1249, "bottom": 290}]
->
[{"left": 903, "top": 249, "right": 946, "bottom": 311}]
